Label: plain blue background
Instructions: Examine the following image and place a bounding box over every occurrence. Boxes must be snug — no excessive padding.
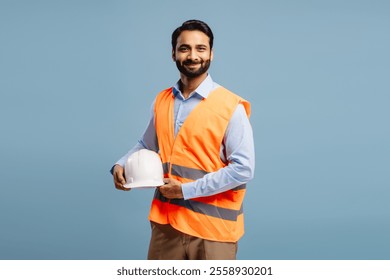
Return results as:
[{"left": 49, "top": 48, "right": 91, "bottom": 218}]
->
[{"left": 1, "top": 0, "right": 389, "bottom": 259}]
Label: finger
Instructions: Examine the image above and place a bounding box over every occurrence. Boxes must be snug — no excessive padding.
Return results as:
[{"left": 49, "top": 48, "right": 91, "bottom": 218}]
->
[
  {"left": 117, "top": 174, "right": 126, "bottom": 185},
  {"left": 158, "top": 186, "right": 168, "bottom": 196},
  {"left": 113, "top": 174, "right": 129, "bottom": 191},
  {"left": 114, "top": 171, "right": 126, "bottom": 185},
  {"left": 163, "top": 178, "right": 170, "bottom": 184},
  {"left": 115, "top": 183, "right": 130, "bottom": 191},
  {"left": 113, "top": 177, "right": 123, "bottom": 188}
]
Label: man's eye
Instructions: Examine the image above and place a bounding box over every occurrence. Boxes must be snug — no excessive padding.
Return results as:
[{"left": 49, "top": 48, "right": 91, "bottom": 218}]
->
[{"left": 179, "top": 47, "right": 189, "bottom": 51}]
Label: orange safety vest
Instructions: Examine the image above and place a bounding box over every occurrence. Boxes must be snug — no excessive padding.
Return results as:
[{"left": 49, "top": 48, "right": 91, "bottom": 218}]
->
[{"left": 148, "top": 86, "right": 251, "bottom": 242}]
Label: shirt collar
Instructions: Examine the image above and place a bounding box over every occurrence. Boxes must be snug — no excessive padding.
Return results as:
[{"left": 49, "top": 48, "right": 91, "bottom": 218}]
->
[{"left": 172, "top": 75, "right": 214, "bottom": 99}]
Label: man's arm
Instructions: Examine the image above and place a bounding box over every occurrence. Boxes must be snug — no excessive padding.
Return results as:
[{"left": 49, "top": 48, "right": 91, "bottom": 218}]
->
[{"left": 179, "top": 104, "right": 255, "bottom": 199}]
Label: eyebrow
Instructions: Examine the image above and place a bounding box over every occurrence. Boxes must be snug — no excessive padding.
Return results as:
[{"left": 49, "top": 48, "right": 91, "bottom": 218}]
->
[{"left": 178, "top": 43, "right": 208, "bottom": 48}]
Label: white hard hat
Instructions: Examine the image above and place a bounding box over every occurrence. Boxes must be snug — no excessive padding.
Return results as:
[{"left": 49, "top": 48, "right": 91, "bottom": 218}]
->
[{"left": 123, "top": 149, "right": 164, "bottom": 189}]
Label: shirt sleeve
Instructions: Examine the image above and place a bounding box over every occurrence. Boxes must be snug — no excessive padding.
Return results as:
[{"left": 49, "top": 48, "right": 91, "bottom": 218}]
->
[
  {"left": 113, "top": 100, "right": 159, "bottom": 168},
  {"left": 181, "top": 104, "right": 255, "bottom": 200}
]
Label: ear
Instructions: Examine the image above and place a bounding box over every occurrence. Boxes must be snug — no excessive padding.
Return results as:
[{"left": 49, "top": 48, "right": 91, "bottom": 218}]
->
[
  {"left": 210, "top": 48, "right": 214, "bottom": 61},
  {"left": 172, "top": 49, "right": 176, "bottom": 62}
]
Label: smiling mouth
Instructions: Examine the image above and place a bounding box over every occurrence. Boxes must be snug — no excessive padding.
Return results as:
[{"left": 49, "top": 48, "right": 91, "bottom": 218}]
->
[{"left": 185, "top": 63, "right": 200, "bottom": 68}]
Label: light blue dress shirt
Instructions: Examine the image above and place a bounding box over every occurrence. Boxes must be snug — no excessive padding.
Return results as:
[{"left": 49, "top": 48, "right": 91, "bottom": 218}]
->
[{"left": 116, "top": 75, "right": 255, "bottom": 200}]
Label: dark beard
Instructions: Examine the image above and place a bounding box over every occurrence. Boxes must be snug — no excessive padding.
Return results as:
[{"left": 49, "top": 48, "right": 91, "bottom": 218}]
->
[{"left": 176, "top": 58, "right": 211, "bottom": 78}]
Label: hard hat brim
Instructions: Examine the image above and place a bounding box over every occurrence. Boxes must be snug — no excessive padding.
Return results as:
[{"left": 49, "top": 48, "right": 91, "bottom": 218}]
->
[{"left": 123, "top": 179, "right": 165, "bottom": 189}]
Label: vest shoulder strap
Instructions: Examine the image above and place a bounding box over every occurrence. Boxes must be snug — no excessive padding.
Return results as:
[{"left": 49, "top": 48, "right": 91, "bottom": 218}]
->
[{"left": 205, "top": 87, "right": 251, "bottom": 119}]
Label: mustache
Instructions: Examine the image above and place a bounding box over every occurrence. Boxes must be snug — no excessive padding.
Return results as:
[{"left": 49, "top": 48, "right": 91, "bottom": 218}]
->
[{"left": 183, "top": 59, "right": 204, "bottom": 65}]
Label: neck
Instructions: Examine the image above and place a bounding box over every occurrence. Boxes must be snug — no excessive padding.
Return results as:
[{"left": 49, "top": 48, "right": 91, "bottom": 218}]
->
[{"left": 179, "top": 73, "right": 208, "bottom": 99}]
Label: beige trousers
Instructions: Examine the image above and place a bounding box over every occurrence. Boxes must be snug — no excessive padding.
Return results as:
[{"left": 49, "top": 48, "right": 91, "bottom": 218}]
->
[{"left": 147, "top": 222, "right": 237, "bottom": 260}]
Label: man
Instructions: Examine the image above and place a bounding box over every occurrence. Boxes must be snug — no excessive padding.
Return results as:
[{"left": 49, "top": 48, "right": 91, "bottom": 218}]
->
[{"left": 112, "top": 20, "right": 255, "bottom": 260}]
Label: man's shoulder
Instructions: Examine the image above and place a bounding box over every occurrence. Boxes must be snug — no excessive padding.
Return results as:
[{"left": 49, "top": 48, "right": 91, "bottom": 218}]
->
[
  {"left": 157, "top": 87, "right": 174, "bottom": 94},
  {"left": 212, "top": 86, "right": 245, "bottom": 101},
  {"left": 210, "top": 86, "right": 251, "bottom": 117}
]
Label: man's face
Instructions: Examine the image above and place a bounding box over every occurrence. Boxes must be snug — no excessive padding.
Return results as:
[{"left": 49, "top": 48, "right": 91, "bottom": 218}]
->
[{"left": 173, "top": 30, "right": 213, "bottom": 78}]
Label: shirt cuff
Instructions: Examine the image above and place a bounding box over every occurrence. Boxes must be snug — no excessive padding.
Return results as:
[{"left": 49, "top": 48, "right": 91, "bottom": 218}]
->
[
  {"left": 181, "top": 182, "right": 197, "bottom": 200},
  {"left": 115, "top": 158, "right": 126, "bottom": 167}
]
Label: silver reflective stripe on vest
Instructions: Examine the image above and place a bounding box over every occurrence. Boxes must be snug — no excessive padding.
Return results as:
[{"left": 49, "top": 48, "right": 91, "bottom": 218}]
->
[
  {"left": 171, "top": 164, "right": 209, "bottom": 180},
  {"left": 163, "top": 162, "right": 208, "bottom": 180},
  {"left": 154, "top": 188, "right": 244, "bottom": 222},
  {"left": 162, "top": 162, "right": 209, "bottom": 180},
  {"left": 162, "top": 162, "right": 170, "bottom": 174}
]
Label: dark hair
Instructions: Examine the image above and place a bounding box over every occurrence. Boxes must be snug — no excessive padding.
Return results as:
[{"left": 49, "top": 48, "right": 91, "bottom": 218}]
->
[{"left": 171, "top": 20, "right": 214, "bottom": 50}]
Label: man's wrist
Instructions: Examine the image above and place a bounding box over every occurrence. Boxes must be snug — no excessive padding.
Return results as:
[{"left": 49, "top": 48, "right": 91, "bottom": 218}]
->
[{"left": 110, "top": 164, "right": 122, "bottom": 175}]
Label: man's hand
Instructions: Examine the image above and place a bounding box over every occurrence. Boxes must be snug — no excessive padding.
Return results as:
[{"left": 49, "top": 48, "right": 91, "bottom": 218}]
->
[
  {"left": 112, "top": 164, "right": 130, "bottom": 191},
  {"left": 159, "top": 178, "right": 183, "bottom": 199}
]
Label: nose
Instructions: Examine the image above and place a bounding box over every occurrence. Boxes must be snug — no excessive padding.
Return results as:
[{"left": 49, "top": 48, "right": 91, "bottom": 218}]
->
[{"left": 187, "top": 50, "right": 199, "bottom": 61}]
